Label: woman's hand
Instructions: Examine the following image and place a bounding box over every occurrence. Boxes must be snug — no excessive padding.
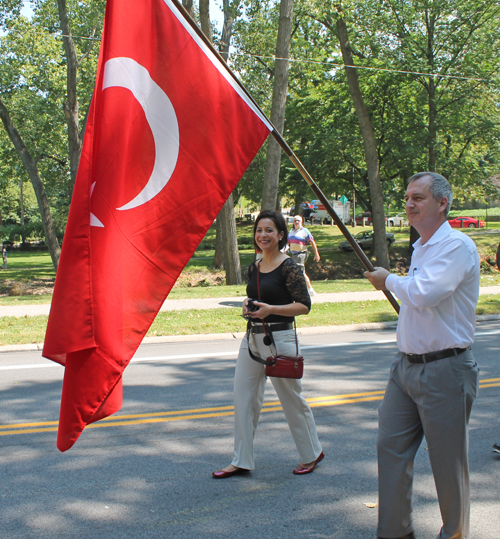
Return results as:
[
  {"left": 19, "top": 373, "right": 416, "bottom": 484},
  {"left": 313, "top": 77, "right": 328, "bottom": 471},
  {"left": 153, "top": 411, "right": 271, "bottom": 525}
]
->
[
  {"left": 243, "top": 298, "right": 267, "bottom": 318},
  {"left": 245, "top": 300, "right": 272, "bottom": 319},
  {"left": 242, "top": 298, "right": 253, "bottom": 317}
]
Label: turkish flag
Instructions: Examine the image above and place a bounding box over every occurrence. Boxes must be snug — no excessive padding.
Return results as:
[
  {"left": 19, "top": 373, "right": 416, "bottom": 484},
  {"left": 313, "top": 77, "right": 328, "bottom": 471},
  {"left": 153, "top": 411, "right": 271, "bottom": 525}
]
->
[{"left": 43, "top": 0, "right": 271, "bottom": 451}]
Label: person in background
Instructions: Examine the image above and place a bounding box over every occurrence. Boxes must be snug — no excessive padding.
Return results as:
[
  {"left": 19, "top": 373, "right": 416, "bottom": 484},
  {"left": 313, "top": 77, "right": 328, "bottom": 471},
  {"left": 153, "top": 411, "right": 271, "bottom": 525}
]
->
[
  {"left": 212, "top": 210, "right": 323, "bottom": 479},
  {"left": 365, "top": 172, "right": 480, "bottom": 539},
  {"left": 2, "top": 246, "right": 7, "bottom": 269},
  {"left": 302, "top": 206, "right": 314, "bottom": 224},
  {"left": 287, "top": 215, "right": 320, "bottom": 296}
]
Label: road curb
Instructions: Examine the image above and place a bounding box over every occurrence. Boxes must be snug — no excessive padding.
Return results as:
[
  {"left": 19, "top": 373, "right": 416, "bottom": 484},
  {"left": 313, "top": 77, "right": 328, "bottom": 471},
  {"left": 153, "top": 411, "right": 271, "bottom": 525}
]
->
[{"left": 2, "top": 314, "right": 498, "bottom": 353}]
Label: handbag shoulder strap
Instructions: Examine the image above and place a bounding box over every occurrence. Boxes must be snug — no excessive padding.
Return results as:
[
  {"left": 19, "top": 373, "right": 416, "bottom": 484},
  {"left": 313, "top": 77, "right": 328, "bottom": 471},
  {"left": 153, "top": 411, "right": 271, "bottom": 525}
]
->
[{"left": 246, "top": 323, "right": 275, "bottom": 366}]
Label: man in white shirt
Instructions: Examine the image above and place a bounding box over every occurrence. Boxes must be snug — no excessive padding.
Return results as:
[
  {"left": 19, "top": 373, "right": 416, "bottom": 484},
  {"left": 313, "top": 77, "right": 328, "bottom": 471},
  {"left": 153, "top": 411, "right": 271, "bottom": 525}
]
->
[{"left": 365, "top": 172, "right": 480, "bottom": 539}]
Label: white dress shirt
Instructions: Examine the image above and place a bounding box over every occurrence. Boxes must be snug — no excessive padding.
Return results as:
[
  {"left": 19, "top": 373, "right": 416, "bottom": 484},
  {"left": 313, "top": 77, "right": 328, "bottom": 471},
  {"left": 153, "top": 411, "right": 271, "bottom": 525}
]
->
[{"left": 385, "top": 221, "right": 480, "bottom": 355}]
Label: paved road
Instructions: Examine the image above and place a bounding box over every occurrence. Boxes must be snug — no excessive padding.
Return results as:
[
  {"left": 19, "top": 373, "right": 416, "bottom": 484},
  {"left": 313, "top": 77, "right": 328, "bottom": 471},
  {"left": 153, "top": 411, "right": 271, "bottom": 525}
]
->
[
  {"left": 1, "top": 286, "right": 500, "bottom": 318},
  {"left": 0, "top": 323, "right": 499, "bottom": 539}
]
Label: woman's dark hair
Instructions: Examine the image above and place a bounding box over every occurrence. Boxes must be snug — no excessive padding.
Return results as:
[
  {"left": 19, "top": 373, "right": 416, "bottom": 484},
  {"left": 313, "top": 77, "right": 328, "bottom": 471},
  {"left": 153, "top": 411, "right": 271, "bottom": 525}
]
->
[{"left": 253, "top": 210, "right": 288, "bottom": 252}]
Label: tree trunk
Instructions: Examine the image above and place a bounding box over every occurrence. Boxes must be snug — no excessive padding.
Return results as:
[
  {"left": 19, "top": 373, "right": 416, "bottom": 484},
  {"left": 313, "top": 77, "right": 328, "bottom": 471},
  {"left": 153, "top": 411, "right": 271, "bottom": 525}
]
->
[
  {"left": 261, "top": 0, "right": 294, "bottom": 211},
  {"left": 293, "top": 193, "right": 301, "bottom": 218},
  {"left": 199, "top": 0, "right": 211, "bottom": 38},
  {"left": 220, "top": 0, "right": 236, "bottom": 57},
  {"left": 182, "top": 0, "right": 194, "bottom": 18},
  {"left": 0, "top": 100, "right": 61, "bottom": 269},
  {"left": 220, "top": 193, "right": 241, "bottom": 284},
  {"left": 336, "top": 15, "right": 390, "bottom": 269},
  {"left": 204, "top": 0, "right": 242, "bottom": 283},
  {"left": 213, "top": 217, "right": 224, "bottom": 268},
  {"left": 428, "top": 79, "right": 438, "bottom": 171},
  {"left": 57, "top": 0, "right": 83, "bottom": 189},
  {"left": 425, "top": 12, "right": 437, "bottom": 172}
]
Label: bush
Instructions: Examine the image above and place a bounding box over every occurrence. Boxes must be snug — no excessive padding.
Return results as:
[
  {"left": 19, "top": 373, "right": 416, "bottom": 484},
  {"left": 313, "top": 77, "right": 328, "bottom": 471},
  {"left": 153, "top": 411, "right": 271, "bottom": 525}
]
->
[{"left": 9, "top": 282, "right": 29, "bottom": 296}]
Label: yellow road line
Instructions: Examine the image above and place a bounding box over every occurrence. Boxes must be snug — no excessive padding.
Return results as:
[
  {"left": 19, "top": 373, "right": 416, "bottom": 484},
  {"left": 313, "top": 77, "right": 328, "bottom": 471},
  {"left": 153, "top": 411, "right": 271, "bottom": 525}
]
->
[
  {"left": 101, "top": 405, "right": 235, "bottom": 421},
  {"left": 0, "top": 383, "right": 498, "bottom": 437},
  {"left": 0, "top": 420, "right": 58, "bottom": 429}
]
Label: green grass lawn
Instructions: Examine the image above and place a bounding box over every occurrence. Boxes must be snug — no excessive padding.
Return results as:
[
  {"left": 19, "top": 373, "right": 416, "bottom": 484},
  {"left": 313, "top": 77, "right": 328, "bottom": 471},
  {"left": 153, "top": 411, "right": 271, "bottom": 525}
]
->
[
  {"left": 0, "top": 252, "right": 55, "bottom": 280},
  {"left": 1, "top": 224, "right": 500, "bottom": 305}
]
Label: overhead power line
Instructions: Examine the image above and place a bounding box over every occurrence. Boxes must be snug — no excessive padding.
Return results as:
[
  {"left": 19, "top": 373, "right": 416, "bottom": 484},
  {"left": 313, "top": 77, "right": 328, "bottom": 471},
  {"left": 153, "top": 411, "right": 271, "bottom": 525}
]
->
[
  {"left": 1, "top": 26, "right": 493, "bottom": 83},
  {"left": 245, "top": 54, "right": 491, "bottom": 83}
]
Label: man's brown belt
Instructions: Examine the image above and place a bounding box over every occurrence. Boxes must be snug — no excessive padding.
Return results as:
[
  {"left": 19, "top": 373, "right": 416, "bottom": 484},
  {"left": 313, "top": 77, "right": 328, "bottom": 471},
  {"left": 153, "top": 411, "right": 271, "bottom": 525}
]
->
[{"left": 405, "top": 346, "right": 470, "bottom": 364}]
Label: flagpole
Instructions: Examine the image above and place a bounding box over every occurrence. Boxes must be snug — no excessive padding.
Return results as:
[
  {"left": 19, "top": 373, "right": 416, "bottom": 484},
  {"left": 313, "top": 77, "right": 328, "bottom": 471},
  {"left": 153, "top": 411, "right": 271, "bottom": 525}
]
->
[
  {"left": 271, "top": 133, "right": 400, "bottom": 314},
  {"left": 170, "top": 0, "right": 400, "bottom": 315}
]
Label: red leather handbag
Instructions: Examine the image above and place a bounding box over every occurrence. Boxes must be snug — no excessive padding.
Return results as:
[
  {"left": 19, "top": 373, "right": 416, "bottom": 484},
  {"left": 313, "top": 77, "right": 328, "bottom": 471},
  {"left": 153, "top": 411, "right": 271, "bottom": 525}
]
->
[
  {"left": 247, "top": 263, "right": 304, "bottom": 379},
  {"left": 264, "top": 353, "right": 304, "bottom": 379}
]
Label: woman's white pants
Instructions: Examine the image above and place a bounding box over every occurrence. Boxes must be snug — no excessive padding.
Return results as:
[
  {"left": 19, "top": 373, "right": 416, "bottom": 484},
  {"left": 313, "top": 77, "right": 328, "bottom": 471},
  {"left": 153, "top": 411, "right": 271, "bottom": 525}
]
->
[{"left": 231, "top": 329, "right": 322, "bottom": 470}]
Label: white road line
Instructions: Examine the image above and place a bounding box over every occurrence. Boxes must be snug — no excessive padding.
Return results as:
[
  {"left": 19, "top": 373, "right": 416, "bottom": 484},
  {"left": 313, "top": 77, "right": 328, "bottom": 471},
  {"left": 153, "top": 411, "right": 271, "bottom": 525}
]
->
[{"left": 1, "top": 330, "right": 498, "bottom": 371}]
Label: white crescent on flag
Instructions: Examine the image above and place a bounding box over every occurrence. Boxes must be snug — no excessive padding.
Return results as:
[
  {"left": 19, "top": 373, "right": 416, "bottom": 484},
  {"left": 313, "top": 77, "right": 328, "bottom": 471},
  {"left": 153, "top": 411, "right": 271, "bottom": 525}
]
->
[{"left": 102, "top": 56, "right": 180, "bottom": 212}]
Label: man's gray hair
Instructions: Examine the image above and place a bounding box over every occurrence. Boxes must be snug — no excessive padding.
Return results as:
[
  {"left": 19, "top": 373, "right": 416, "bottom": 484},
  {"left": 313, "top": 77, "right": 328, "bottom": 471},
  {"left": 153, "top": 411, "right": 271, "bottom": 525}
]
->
[{"left": 408, "top": 172, "right": 453, "bottom": 215}]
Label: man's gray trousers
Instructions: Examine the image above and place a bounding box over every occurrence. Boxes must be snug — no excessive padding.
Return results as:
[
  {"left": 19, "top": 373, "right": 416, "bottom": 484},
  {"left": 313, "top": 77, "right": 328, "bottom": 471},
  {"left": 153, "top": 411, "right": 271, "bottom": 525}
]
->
[{"left": 377, "top": 349, "right": 478, "bottom": 539}]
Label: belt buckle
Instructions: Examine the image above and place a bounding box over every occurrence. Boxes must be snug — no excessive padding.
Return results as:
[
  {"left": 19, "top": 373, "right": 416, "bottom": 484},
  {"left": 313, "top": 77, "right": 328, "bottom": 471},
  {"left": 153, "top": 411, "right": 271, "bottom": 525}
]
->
[{"left": 405, "top": 352, "right": 423, "bottom": 364}]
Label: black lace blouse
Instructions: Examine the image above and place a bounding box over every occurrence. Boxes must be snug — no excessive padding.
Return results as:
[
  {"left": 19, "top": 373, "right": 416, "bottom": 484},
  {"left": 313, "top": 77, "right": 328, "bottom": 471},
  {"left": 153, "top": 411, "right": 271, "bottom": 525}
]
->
[{"left": 246, "top": 257, "right": 311, "bottom": 323}]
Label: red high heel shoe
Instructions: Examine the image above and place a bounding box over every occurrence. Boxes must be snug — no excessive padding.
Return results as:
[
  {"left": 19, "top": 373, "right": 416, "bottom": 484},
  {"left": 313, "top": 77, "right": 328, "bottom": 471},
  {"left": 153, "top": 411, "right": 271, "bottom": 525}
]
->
[
  {"left": 293, "top": 451, "right": 325, "bottom": 475},
  {"left": 212, "top": 467, "right": 250, "bottom": 479}
]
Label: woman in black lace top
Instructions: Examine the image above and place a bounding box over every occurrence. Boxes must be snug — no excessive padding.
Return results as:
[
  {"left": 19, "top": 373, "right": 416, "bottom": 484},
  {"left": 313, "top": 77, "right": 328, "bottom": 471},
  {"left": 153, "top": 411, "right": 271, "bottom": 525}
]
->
[{"left": 212, "top": 210, "right": 324, "bottom": 478}]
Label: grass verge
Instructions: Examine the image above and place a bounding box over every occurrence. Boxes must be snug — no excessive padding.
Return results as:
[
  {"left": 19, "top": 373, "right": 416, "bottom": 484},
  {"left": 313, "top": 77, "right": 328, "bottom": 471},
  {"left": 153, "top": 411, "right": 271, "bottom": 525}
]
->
[{"left": 2, "top": 295, "right": 499, "bottom": 347}]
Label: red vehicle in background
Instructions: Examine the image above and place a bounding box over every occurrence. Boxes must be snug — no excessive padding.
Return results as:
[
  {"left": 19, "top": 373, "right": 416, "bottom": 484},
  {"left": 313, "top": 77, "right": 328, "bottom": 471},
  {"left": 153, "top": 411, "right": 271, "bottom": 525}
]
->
[
  {"left": 448, "top": 216, "right": 485, "bottom": 228},
  {"left": 355, "top": 212, "right": 373, "bottom": 226},
  {"left": 354, "top": 212, "right": 388, "bottom": 226}
]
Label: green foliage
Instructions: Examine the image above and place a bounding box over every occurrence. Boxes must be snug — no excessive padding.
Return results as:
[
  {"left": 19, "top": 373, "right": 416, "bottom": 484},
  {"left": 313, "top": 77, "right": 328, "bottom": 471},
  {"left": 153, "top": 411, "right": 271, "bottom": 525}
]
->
[
  {"left": 0, "top": 0, "right": 105, "bottom": 241},
  {"left": 1, "top": 0, "right": 499, "bottom": 238},
  {"left": 232, "top": 0, "right": 500, "bottom": 212}
]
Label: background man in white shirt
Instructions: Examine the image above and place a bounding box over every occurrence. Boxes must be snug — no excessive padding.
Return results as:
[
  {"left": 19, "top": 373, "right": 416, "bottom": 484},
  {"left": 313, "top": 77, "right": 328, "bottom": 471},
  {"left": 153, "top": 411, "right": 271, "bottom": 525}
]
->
[{"left": 365, "top": 172, "right": 480, "bottom": 539}]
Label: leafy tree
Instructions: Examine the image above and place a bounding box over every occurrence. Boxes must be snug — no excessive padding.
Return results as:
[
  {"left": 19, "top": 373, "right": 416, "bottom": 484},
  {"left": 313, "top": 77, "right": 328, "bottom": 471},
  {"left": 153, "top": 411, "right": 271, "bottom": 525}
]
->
[
  {"left": 236, "top": 0, "right": 500, "bottom": 214},
  {"left": 261, "top": 0, "right": 294, "bottom": 212},
  {"left": 335, "top": 5, "right": 390, "bottom": 267},
  {"left": 377, "top": 0, "right": 500, "bottom": 199},
  {"left": 0, "top": 0, "right": 104, "bottom": 267}
]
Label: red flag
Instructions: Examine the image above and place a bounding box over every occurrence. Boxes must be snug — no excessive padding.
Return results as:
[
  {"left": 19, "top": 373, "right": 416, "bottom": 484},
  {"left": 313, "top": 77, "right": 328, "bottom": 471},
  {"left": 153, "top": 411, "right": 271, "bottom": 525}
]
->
[{"left": 43, "top": 0, "right": 271, "bottom": 451}]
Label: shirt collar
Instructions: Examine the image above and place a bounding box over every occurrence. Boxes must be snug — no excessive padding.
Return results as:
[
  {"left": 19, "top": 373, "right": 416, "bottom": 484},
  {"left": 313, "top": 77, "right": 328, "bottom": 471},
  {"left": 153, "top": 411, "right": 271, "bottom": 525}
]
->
[{"left": 412, "top": 220, "right": 452, "bottom": 250}]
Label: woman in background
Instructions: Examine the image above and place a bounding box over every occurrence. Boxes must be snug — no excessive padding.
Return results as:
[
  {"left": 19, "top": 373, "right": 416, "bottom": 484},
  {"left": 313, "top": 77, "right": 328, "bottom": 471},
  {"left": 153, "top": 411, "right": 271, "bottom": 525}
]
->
[{"left": 287, "top": 215, "right": 320, "bottom": 296}]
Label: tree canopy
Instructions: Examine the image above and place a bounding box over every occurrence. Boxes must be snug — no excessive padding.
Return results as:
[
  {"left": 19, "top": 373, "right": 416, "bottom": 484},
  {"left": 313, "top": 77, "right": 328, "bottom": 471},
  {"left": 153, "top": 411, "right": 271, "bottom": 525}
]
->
[{"left": 1, "top": 0, "right": 499, "bottom": 251}]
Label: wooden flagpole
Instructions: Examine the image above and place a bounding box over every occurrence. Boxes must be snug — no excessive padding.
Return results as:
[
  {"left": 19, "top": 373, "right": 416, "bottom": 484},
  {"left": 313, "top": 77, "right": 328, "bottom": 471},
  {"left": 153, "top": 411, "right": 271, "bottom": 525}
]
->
[
  {"left": 269, "top": 133, "right": 400, "bottom": 313},
  {"left": 170, "top": 0, "right": 400, "bottom": 314}
]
